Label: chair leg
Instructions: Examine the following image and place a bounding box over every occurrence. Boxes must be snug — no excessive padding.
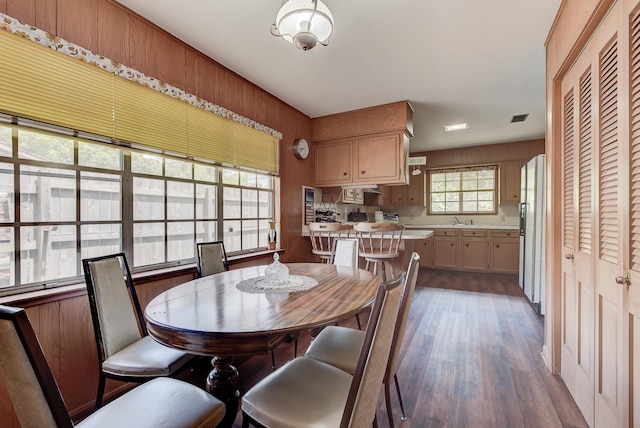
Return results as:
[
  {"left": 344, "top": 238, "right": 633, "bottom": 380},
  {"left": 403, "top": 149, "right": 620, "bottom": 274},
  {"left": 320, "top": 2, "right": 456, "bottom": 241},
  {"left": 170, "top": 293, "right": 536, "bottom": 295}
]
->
[
  {"left": 355, "top": 313, "right": 362, "bottom": 329},
  {"left": 373, "top": 413, "right": 379, "bottom": 428},
  {"left": 385, "top": 380, "right": 395, "bottom": 428},
  {"left": 95, "top": 372, "right": 106, "bottom": 410},
  {"left": 270, "top": 350, "right": 276, "bottom": 371},
  {"left": 394, "top": 373, "right": 408, "bottom": 421}
]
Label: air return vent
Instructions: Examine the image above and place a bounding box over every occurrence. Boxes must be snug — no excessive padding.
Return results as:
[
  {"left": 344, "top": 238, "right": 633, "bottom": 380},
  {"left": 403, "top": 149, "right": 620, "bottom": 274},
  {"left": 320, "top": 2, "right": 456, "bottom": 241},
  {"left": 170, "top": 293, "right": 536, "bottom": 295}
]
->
[{"left": 510, "top": 113, "right": 529, "bottom": 123}]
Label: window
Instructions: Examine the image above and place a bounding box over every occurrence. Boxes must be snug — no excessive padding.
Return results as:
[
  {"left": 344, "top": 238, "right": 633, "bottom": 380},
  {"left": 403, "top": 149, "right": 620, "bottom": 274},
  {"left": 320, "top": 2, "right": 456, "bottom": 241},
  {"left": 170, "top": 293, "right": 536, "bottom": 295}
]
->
[
  {"left": 0, "top": 122, "right": 277, "bottom": 295},
  {"left": 428, "top": 166, "right": 497, "bottom": 214}
]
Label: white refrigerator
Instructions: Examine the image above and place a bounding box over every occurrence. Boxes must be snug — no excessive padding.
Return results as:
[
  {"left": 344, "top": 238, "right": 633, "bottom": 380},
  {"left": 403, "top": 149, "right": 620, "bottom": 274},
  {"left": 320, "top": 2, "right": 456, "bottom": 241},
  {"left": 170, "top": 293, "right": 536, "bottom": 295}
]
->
[{"left": 518, "top": 154, "right": 546, "bottom": 315}]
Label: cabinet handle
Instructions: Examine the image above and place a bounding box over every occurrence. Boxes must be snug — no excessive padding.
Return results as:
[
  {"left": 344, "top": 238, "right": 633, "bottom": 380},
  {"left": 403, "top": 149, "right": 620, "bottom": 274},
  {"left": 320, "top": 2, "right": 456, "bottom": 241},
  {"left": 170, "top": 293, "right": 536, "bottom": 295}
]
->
[
  {"left": 361, "top": 170, "right": 366, "bottom": 174},
  {"left": 564, "top": 253, "right": 574, "bottom": 260},
  {"left": 472, "top": 232, "right": 475, "bottom": 235},
  {"left": 343, "top": 172, "right": 347, "bottom": 176},
  {"left": 513, "top": 194, "right": 518, "bottom": 198},
  {"left": 466, "top": 243, "right": 469, "bottom": 247},
  {"left": 615, "top": 274, "right": 631, "bottom": 287},
  {"left": 451, "top": 243, "right": 454, "bottom": 247},
  {"left": 496, "top": 244, "right": 500, "bottom": 248}
]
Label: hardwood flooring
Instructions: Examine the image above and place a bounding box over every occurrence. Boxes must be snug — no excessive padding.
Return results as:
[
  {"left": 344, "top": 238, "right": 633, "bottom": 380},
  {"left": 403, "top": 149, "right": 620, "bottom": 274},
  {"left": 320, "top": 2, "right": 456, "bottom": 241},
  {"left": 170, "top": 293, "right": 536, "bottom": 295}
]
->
[{"left": 188, "top": 269, "right": 587, "bottom": 428}]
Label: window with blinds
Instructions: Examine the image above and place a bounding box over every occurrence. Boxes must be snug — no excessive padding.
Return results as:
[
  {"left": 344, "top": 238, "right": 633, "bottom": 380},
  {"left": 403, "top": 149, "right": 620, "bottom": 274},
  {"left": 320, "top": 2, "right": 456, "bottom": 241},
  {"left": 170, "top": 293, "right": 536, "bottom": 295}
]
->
[{"left": 0, "top": 29, "right": 279, "bottom": 175}]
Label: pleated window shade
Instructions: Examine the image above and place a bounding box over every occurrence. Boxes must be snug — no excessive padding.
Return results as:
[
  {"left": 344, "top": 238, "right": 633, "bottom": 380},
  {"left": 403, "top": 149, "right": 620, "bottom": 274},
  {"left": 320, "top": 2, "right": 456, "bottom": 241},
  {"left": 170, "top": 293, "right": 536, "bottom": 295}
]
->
[{"left": 0, "top": 30, "right": 279, "bottom": 174}]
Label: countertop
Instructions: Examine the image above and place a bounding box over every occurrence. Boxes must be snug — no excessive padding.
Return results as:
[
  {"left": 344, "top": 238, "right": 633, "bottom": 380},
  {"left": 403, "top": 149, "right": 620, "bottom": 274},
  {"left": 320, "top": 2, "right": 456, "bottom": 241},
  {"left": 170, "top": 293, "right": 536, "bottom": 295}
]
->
[
  {"left": 303, "top": 227, "right": 433, "bottom": 239},
  {"left": 404, "top": 224, "right": 519, "bottom": 230}
]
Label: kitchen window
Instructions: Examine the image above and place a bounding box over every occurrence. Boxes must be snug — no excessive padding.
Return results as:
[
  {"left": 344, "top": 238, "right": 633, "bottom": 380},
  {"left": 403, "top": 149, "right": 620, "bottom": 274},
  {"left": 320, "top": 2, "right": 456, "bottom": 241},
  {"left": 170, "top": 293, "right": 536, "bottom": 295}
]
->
[
  {"left": 0, "top": 122, "right": 277, "bottom": 296},
  {"left": 428, "top": 166, "right": 497, "bottom": 214}
]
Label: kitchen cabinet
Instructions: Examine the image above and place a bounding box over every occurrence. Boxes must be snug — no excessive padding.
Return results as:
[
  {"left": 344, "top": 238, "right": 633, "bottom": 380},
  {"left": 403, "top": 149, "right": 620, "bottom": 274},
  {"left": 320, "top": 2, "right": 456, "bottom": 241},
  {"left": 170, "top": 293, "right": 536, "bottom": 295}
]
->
[
  {"left": 432, "top": 229, "right": 459, "bottom": 270},
  {"left": 413, "top": 238, "right": 433, "bottom": 268},
  {"left": 376, "top": 185, "right": 392, "bottom": 206},
  {"left": 489, "top": 230, "right": 520, "bottom": 275},
  {"left": 406, "top": 170, "right": 426, "bottom": 205},
  {"left": 460, "top": 230, "right": 489, "bottom": 272},
  {"left": 376, "top": 170, "right": 425, "bottom": 207},
  {"left": 342, "top": 187, "right": 364, "bottom": 204},
  {"left": 313, "top": 131, "right": 409, "bottom": 188},
  {"left": 499, "top": 160, "right": 525, "bottom": 205}
]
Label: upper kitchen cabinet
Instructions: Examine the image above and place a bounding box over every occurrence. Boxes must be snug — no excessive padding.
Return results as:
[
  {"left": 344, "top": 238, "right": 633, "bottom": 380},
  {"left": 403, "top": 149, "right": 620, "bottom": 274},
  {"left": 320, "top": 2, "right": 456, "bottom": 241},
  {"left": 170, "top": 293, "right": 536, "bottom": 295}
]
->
[
  {"left": 499, "top": 160, "right": 525, "bottom": 204},
  {"left": 311, "top": 101, "right": 413, "bottom": 188}
]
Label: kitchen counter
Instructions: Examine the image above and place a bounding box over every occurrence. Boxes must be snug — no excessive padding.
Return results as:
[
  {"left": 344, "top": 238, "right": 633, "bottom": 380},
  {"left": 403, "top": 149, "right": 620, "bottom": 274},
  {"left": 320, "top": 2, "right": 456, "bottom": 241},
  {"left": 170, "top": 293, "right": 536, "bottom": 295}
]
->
[
  {"left": 404, "top": 224, "right": 518, "bottom": 230},
  {"left": 302, "top": 226, "right": 433, "bottom": 239}
]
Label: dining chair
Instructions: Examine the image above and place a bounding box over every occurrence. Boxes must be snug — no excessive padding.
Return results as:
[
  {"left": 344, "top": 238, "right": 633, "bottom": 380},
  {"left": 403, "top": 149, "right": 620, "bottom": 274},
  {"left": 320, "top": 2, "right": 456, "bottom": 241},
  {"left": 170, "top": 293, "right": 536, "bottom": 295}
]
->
[
  {"left": 82, "top": 253, "right": 193, "bottom": 410},
  {"left": 196, "top": 240, "right": 229, "bottom": 277},
  {"left": 353, "top": 222, "right": 405, "bottom": 281},
  {"left": 0, "top": 304, "right": 226, "bottom": 428},
  {"left": 330, "top": 237, "right": 363, "bottom": 329},
  {"left": 309, "top": 222, "right": 353, "bottom": 263},
  {"left": 304, "top": 252, "right": 420, "bottom": 428},
  {"left": 241, "top": 270, "right": 406, "bottom": 428}
]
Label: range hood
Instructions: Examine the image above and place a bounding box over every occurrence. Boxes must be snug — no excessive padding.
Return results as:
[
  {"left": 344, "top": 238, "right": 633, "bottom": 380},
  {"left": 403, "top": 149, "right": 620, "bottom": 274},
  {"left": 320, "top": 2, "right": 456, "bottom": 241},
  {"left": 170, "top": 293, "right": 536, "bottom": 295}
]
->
[{"left": 341, "top": 185, "right": 383, "bottom": 195}]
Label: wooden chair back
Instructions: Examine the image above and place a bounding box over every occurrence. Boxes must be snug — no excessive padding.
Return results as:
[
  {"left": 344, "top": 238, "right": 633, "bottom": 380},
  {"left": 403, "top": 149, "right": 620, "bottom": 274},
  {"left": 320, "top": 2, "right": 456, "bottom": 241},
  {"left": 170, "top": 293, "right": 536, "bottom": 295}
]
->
[
  {"left": 308, "top": 222, "right": 352, "bottom": 262},
  {"left": 0, "top": 305, "right": 74, "bottom": 428},
  {"left": 196, "top": 240, "right": 229, "bottom": 277},
  {"left": 353, "top": 222, "right": 404, "bottom": 257},
  {"left": 340, "top": 271, "right": 405, "bottom": 427}
]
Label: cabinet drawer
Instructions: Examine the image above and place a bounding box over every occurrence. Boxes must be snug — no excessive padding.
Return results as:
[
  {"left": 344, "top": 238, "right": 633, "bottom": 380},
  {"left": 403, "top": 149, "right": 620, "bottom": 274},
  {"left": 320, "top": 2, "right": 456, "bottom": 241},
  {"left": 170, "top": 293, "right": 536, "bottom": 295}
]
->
[
  {"left": 490, "top": 230, "right": 519, "bottom": 238},
  {"left": 460, "top": 230, "right": 487, "bottom": 237},
  {"left": 433, "top": 229, "right": 459, "bottom": 237}
]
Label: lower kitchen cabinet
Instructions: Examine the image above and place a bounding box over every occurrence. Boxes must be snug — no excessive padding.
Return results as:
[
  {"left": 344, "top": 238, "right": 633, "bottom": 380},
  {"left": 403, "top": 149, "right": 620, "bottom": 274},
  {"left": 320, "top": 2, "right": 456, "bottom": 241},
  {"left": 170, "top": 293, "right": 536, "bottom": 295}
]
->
[
  {"left": 433, "top": 236, "right": 458, "bottom": 270},
  {"left": 413, "top": 238, "right": 433, "bottom": 268},
  {"left": 460, "top": 238, "right": 489, "bottom": 272},
  {"left": 489, "top": 230, "right": 520, "bottom": 274}
]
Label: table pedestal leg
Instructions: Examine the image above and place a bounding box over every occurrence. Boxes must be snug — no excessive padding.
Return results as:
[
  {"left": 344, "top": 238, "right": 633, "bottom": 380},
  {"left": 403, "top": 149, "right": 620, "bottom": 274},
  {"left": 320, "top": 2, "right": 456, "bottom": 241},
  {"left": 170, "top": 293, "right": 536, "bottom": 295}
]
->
[{"left": 206, "top": 356, "right": 239, "bottom": 428}]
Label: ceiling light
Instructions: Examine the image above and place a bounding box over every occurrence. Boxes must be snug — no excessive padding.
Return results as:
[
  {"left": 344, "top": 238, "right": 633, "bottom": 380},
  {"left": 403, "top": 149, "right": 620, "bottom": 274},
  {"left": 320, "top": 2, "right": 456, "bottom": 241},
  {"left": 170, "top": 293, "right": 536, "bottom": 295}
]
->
[
  {"left": 270, "top": 0, "right": 335, "bottom": 51},
  {"left": 444, "top": 123, "right": 469, "bottom": 132}
]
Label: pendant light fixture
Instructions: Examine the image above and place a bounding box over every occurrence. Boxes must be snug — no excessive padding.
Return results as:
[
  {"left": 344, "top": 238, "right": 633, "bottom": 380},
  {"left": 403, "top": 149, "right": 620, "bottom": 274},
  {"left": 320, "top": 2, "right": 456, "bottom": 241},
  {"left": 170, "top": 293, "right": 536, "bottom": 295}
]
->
[{"left": 270, "top": 0, "right": 334, "bottom": 51}]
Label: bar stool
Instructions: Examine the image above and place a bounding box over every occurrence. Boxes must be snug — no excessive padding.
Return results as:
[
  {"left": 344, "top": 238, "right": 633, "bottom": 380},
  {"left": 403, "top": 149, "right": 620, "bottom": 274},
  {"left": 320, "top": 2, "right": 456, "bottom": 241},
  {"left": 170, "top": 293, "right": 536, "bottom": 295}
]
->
[
  {"left": 354, "top": 222, "right": 404, "bottom": 281},
  {"left": 308, "top": 222, "right": 353, "bottom": 263}
]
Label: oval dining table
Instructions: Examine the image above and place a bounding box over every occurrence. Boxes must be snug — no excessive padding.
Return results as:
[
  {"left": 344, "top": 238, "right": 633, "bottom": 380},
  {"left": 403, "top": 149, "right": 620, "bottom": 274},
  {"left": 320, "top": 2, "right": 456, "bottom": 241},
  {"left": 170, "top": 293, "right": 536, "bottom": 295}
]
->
[{"left": 145, "top": 262, "right": 380, "bottom": 427}]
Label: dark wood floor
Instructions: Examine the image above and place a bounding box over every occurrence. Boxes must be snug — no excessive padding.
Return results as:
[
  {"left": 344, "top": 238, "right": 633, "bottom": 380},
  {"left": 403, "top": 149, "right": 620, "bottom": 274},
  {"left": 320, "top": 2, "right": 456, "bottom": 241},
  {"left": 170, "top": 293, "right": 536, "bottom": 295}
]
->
[{"left": 189, "top": 269, "right": 588, "bottom": 428}]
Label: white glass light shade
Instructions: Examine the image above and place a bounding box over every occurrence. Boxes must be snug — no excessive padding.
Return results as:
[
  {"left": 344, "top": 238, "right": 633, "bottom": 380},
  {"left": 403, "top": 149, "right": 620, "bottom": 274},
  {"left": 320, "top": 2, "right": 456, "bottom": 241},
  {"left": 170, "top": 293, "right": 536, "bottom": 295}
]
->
[{"left": 272, "top": 0, "right": 334, "bottom": 51}]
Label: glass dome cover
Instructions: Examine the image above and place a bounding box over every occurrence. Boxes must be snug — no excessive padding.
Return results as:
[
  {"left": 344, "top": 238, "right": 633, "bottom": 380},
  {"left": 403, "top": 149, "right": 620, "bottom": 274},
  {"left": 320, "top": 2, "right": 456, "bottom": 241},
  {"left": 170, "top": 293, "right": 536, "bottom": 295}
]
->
[{"left": 264, "top": 253, "right": 289, "bottom": 285}]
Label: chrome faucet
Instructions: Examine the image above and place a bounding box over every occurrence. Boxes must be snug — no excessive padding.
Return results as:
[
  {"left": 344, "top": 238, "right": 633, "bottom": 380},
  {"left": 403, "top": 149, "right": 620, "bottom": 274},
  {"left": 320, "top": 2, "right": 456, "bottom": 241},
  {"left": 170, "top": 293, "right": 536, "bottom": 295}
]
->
[{"left": 452, "top": 216, "right": 461, "bottom": 225}]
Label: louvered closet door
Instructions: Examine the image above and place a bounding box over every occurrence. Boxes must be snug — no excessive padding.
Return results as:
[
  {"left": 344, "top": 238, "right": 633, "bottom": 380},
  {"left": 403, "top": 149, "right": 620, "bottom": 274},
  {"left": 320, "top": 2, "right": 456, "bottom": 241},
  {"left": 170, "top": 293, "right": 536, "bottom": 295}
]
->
[
  {"left": 592, "top": 7, "right": 625, "bottom": 427},
  {"left": 560, "top": 48, "right": 596, "bottom": 426}
]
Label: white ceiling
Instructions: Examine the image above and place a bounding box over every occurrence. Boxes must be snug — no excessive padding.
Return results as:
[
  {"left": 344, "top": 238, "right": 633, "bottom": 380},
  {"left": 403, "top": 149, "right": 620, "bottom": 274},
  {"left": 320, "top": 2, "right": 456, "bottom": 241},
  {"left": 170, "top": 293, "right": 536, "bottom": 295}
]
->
[{"left": 115, "top": 0, "right": 561, "bottom": 153}]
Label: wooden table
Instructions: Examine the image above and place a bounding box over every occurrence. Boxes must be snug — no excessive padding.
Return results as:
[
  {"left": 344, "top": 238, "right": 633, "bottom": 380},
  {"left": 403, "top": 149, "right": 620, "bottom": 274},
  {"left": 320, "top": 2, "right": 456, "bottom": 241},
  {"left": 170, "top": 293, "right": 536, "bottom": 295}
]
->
[{"left": 145, "top": 263, "right": 379, "bottom": 426}]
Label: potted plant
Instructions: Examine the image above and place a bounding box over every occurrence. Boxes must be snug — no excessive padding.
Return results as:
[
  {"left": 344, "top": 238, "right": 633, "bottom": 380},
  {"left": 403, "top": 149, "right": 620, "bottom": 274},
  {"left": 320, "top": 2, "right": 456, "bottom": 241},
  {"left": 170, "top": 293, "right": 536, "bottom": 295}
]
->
[{"left": 267, "top": 221, "right": 277, "bottom": 250}]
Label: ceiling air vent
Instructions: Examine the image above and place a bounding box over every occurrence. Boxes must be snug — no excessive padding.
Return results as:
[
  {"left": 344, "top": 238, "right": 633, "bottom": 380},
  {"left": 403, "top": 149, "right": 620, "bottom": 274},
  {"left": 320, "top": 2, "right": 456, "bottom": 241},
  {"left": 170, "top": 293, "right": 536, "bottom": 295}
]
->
[{"left": 510, "top": 113, "right": 529, "bottom": 123}]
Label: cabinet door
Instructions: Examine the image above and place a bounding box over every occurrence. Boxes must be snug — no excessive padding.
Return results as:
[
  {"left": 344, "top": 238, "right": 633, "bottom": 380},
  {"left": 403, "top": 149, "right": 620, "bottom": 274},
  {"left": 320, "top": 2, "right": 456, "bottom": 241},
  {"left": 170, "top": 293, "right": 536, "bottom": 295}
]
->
[
  {"left": 499, "top": 161, "right": 524, "bottom": 204},
  {"left": 413, "top": 238, "right": 433, "bottom": 268},
  {"left": 376, "top": 185, "right": 392, "bottom": 205},
  {"left": 391, "top": 185, "right": 407, "bottom": 205},
  {"left": 406, "top": 170, "right": 425, "bottom": 205},
  {"left": 343, "top": 188, "right": 363, "bottom": 204},
  {"left": 490, "top": 238, "right": 519, "bottom": 274},
  {"left": 460, "top": 238, "right": 488, "bottom": 272},
  {"left": 433, "top": 237, "right": 458, "bottom": 270},
  {"left": 354, "top": 133, "right": 405, "bottom": 185},
  {"left": 314, "top": 140, "right": 352, "bottom": 186}
]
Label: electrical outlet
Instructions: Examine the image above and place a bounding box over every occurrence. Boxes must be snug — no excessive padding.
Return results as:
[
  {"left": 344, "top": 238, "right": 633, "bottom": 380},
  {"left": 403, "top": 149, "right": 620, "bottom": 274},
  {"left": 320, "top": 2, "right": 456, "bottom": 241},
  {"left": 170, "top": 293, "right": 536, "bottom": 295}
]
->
[{"left": 500, "top": 215, "right": 505, "bottom": 222}]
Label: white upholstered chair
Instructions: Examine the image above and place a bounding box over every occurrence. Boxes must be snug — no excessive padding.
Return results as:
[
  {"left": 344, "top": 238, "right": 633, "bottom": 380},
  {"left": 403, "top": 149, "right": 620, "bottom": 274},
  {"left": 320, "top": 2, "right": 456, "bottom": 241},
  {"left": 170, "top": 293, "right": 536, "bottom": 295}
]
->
[
  {"left": 0, "top": 305, "right": 225, "bottom": 428},
  {"left": 82, "top": 253, "right": 193, "bottom": 409},
  {"left": 309, "top": 222, "right": 353, "bottom": 263},
  {"left": 304, "top": 252, "right": 420, "bottom": 428},
  {"left": 353, "top": 222, "right": 405, "bottom": 281},
  {"left": 196, "top": 241, "right": 229, "bottom": 277},
  {"left": 330, "top": 237, "right": 360, "bottom": 267},
  {"left": 241, "top": 271, "right": 406, "bottom": 428}
]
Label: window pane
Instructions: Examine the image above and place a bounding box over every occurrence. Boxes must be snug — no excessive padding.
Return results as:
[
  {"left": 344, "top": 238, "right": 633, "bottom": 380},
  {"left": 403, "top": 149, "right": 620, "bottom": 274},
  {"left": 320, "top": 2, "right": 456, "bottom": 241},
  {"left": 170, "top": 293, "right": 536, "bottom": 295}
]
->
[
  {"left": 242, "top": 189, "right": 258, "bottom": 218},
  {"left": 431, "top": 193, "right": 445, "bottom": 203},
  {"left": 196, "top": 221, "right": 217, "bottom": 243},
  {"left": 0, "top": 125, "right": 12, "bottom": 157},
  {"left": 445, "top": 192, "right": 459, "bottom": 202},
  {"left": 256, "top": 174, "right": 272, "bottom": 189},
  {"left": 478, "top": 191, "right": 494, "bottom": 201},
  {"left": 463, "top": 192, "right": 477, "bottom": 202},
  {"left": 168, "top": 222, "right": 194, "bottom": 261},
  {"left": 258, "top": 191, "right": 272, "bottom": 218},
  {"left": 165, "top": 158, "right": 192, "bottom": 179},
  {"left": 462, "top": 179, "right": 478, "bottom": 191},
  {"left": 196, "top": 184, "right": 217, "bottom": 220},
  {"left": 133, "top": 177, "right": 164, "bottom": 221},
  {"left": 479, "top": 201, "right": 494, "bottom": 211},
  {"left": 223, "top": 187, "right": 241, "bottom": 218},
  {"left": 445, "top": 202, "right": 459, "bottom": 212},
  {"left": 431, "top": 201, "right": 445, "bottom": 212},
  {"left": 18, "top": 129, "right": 73, "bottom": 164},
  {"left": 20, "top": 166, "right": 76, "bottom": 222},
  {"left": 81, "top": 172, "right": 121, "bottom": 221},
  {"left": 81, "top": 224, "right": 121, "bottom": 259},
  {"left": 462, "top": 171, "right": 478, "bottom": 180},
  {"left": 0, "top": 227, "right": 14, "bottom": 287},
  {"left": 131, "top": 152, "right": 163, "bottom": 176},
  {"left": 167, "top": 181, "right": 194, "bottom": 220},
  {"left": 478, "top": 178, "right": 494, "bottom": 190},
  {"left": 222, "top": 169, "right": 239, "bottom": 185},
  {"left": 78, "top": 141, "right": 123, "bottom": 171},
  {"left": 478, "top": 169, "right": 494, "bottom": 179},
  {"left": 194, "top": 164, "right": 217, "bottom": 183},
  {"left": 462, "top": 201, "right": 478, "bottom": 212},
  {"left": 0, "top": 163, "right": 14, "bottom": 223},
  {"left": 242, "top": 219, "right": 258, "bottom": 250},
  {"left": 21, "top": 225, "right": 76, "bottom": 283},
  {"left": 445, "top": 179, "right": 460, "bottom": 191},
  {"left": 258, "top": 219, "right": 270, "bottom": 247},
  {"left": 223, "top": 220, "right": 241, "bottom": 252},
  {"left": 134, "top": 223, "right": 165, "bottom": 267},
  {"left": 240, "top": 172, "right": 257, "bottom": 187}
]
